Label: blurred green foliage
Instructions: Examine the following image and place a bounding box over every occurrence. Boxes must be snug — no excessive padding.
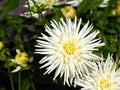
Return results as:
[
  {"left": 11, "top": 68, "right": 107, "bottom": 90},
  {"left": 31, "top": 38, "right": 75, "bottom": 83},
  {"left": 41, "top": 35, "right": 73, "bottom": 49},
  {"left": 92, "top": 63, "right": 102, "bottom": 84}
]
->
[{"left": 0, "top": 0, "right": 19, "bottom": 19}]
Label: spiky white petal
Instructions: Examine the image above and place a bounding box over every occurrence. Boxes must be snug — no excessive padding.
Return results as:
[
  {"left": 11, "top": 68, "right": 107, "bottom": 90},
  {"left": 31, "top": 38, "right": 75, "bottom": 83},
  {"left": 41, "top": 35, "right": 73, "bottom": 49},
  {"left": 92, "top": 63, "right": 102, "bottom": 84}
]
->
[
  {"left": 20, "top": 12, "right": 43, "bottom": 19},
  {"left": 35, "top": 17, "right": 105, "bottom": 86},
  {"left": 76, "top": 54, "right": 120, "bottom": 90},
  {"left": 11, "top": 66, "right": 21, "bottom": 73}
]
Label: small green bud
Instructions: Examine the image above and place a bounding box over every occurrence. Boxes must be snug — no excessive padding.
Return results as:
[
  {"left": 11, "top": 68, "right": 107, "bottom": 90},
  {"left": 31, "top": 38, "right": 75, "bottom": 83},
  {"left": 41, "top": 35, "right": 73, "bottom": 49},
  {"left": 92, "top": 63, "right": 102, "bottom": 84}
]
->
[{"left": 31, "top": 5, "right": 39, "bottom": 13}]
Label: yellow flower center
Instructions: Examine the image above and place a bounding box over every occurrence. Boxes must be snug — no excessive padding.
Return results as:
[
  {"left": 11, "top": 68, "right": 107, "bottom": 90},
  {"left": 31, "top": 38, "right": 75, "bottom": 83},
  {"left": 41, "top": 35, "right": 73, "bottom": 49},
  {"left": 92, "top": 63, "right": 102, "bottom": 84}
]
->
[
  {"left": 100, "top": 79, "right": 110, "bottom": 89},
  {"left": 45, "top": 0, "right": 55, "bottom": 5},
  {"left": 61, "top": 6, "right": 76, "bottom": 19},
  {"left": 63, "top": 41, "right": 76, "bottom": 55},
  {"left": 15, "top": 52, "right": 29, "bottom": 65},
  {"left": 45, "top": 0, "right": 52, "bottom": 3}
]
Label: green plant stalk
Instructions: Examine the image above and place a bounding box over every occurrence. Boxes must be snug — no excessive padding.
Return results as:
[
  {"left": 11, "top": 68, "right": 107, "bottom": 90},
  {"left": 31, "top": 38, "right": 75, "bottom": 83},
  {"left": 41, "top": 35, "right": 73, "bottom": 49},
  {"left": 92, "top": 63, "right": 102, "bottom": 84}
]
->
[
  {"left": 31, "top": 82, "right": 36, "bottom": 90},
  {"left": 118, "top": 36, "right": 120, "bottom": 60},
  {"left": 116, "top": 36, "right": 120, "bottom": 69},
  {"left": 7, "top": 65, "right": 14, "bottom": 90},
  {"left": 33, "top": 0, "right": 44, "bottom": 20},
  {"left": 18, "top": 70, "right": 22, "bottom": 90},
  {"left": 38, "top": 6, "right": 44, "bottom": 20},
  {"left": 27, "top": 0, "right": 32, "bottom": 17},
  {"left": 18, "top": 30, "right": 23, "bottom": 51}
]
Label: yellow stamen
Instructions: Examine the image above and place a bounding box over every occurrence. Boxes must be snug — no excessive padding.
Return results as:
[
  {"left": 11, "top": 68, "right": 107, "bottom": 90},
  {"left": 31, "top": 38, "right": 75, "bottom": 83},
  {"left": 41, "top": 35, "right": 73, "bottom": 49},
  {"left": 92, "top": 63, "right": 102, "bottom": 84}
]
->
[
  {"left": 45, "top": 0, "right": 55, "bottom": 5},
  {"left": 100, "top": 79, "right": 110, "bottom": 89},
  {"left": 46, "top": 0, "right": 52, "bottom": 3},
  {"left": 63, "top": 41, "right": 76, "bottom": 55}
]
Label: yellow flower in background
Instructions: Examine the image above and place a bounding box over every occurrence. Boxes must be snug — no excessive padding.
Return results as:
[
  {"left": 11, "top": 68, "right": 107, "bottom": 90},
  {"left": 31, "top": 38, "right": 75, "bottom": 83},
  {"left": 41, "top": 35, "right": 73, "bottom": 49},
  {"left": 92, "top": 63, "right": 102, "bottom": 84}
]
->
[
  {"left": 61, "top": 6, "right": 76, "bottom": 19},
  {"left": 11, "top": 49, "right": 30, "bottom": 73},
  {"left": 116, "top": 3, "right": 120, "bottom": 15},
  {"left": 76, "top": 54, "right": 120, "bottom": 90},
  {"left": 35, "top": 17, "right": 105, "bottom": 86},
  {"left": 15, "top": 52, "right": 29, "bottom": 66},
  {"left": 0, "top": 41, "right": 4, "bottom": 50}
]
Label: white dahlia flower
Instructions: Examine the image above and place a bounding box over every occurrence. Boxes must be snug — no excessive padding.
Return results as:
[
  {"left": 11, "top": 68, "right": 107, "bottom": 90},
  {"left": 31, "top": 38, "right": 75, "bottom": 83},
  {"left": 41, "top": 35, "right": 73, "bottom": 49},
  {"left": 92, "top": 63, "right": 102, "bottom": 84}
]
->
[
  {"left": 77, "top": 54, "right": 120, "bottom": 90},
  {"left": 35, "top": 17, "right": 105, "bottom": 86}
]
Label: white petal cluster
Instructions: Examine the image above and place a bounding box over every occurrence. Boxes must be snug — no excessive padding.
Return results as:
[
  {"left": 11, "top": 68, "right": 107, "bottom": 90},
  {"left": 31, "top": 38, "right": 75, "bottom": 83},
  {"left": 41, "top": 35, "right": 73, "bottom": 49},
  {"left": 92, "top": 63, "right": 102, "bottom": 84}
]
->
[
  {"left": 35, "top": 0, "right": 65, "bottom": 9},
  {"left": 20, "top": 0, "right": 65, "bottom": 18},
  {"left": 76, "top": 54, "right": 120, "bottom": 90},
  {"left": 20, "top": 0, "right": 39, "bottom": 18},
  {"left": 35, "top": 17, "right": 105, "bottom": 86}
]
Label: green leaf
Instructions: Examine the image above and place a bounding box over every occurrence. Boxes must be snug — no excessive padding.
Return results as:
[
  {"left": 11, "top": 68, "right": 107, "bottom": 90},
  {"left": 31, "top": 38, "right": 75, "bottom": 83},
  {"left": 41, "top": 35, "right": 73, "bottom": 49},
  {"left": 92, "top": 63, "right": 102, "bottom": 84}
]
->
[
  {"left": 0, "top": 48, "right": 10, "bottom": 62},
  {"left": 0, "top": 27, "right": 8, "bottom": 40},
  {"left": 0, "top": 87, "right": 7, "bottom": 90},
  {"left": 6, "top": 16, "right": 23, "bottom": 24},
  {"left": 51, "top": 7, "right": 62, "bottom": 21},
  {"left": 106, "top": 29, "right": 117, "bottom": 34},
  {"left": 21, "top": 78, "right": 36, "bottom": 90},
  {"left": 0, "top": 0, "right": 19, "bottom": 19},
  {"left": 21, "top": 79, "right": 30, "bottom": 90},
  {"left": 77, "top": 0, "right": 102, "bottom": 14}
]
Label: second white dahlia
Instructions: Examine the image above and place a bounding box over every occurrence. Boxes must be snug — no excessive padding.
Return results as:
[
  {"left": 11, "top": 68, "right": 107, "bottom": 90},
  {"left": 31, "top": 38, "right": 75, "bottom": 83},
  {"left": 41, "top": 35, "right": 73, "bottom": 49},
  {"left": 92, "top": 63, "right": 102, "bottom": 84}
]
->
[
  {"left": 76, "top": 54, "right": 120, "bottom": 90},
  {"left": 35, "top": 17, "right": 105, "bottom": 86}
]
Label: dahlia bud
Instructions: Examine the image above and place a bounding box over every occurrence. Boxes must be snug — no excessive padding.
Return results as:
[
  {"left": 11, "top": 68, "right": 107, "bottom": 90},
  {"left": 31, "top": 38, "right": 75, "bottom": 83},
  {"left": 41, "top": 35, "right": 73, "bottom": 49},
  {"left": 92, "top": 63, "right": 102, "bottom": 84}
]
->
[{"left": 61, "top": 6, "right": 76, "bottom": 19}]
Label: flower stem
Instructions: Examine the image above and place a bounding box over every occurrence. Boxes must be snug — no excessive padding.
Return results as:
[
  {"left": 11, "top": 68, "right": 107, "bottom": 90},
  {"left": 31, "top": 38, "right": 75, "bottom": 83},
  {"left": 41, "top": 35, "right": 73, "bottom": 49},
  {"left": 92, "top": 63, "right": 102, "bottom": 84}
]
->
[
  {"left": 116, "top": 36, "right": 120, "bottom": 69},
  {"left": 18, "top": 70, "right": 22, "bottom": 90},
  {"left": 7, "top": 66, "right": 14, "bottom": 90},
  {"left": 18, "top": 29, "right": 24, "bottom": 51},
  {"left": 27, "top": 0, "right": 32, "bottom": 17},
  {"left": 31, "top": 82, "right": 36, "bottom": 90}
]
